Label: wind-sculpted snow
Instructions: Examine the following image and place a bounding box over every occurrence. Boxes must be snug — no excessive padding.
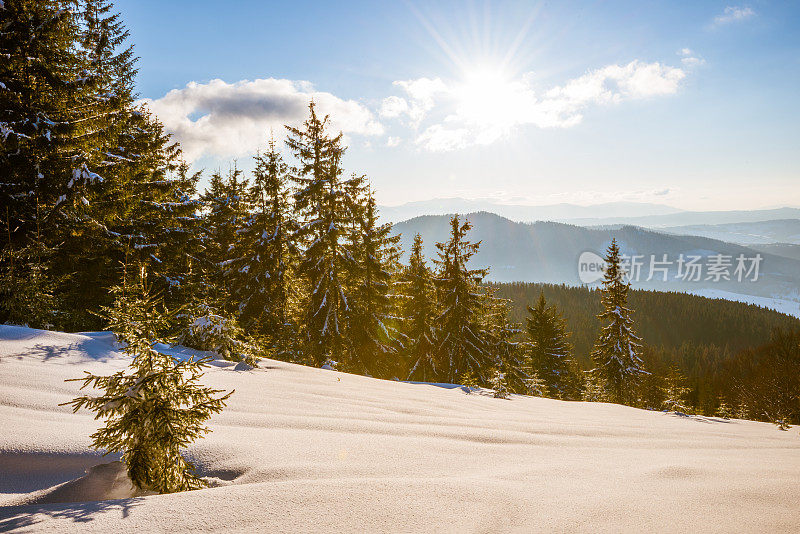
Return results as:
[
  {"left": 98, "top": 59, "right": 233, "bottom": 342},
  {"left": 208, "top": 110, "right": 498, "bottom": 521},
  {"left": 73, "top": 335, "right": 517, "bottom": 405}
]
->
[{"left": 2, "top": 325, "right": 800, "bottom": 532}]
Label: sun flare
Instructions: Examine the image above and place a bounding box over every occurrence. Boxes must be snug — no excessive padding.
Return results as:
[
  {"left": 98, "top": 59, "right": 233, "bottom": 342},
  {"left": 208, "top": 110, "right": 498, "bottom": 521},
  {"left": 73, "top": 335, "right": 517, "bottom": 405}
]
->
[{"left": 454, "top": 64, "right": 524, "bottom": 129}]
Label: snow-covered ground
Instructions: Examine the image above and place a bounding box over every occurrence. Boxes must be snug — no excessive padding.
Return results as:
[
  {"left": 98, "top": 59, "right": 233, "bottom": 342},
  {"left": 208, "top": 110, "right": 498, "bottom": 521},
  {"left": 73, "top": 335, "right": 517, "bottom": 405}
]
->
[{"left": 2, "top": 325, "right": 800, "bottom": 532}]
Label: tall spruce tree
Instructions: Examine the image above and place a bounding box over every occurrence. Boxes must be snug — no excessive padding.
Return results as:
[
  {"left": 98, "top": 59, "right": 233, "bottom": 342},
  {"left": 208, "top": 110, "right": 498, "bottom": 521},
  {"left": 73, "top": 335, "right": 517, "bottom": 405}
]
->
[
  {"left": 0, "top": 0, "right": 84, "bottom": 252},
  {"left": 346, "top": 190, "right": 401, "bottom": 377},
  {"left": 0, "top": 0, "right": 85, "bottom": 328},
  {"left": 1, "top": 0, "right": 195, "bottom": 330},
  {"left": 434, "top": 216, "right": 493, "bottom": 384},
  {"left": 57, "top": 8, "right": 189, "bottom": 326},
  {"left": 63, "top": 266, "right": 231, "bottom": 493},
  {"left": 482, "top": 289, "right": 526, "bottom": 393},
  {"left": 286, "top": 102, "right": 358, "bottom": 365},
  {"left": 401, "top": 234, "right": 439, "bottom": 382},
  {"left": 525, "top": 293, "right": 579, "bottom": 399},
  {"left": 199, "top": 165, "right": 249, "bottom": 312},
  {"left": 590, "top": 238, "right": 645, "bottom": 404},
  {"left": 229, "top": 137, "right": 297, "bottom": 354}
]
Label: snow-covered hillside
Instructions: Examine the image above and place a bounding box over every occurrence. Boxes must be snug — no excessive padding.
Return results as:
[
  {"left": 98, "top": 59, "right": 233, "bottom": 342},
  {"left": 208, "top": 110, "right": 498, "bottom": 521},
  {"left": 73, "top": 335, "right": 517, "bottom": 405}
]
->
[{"left": 2, "top": 325, "right": 800, "bottom": 532}]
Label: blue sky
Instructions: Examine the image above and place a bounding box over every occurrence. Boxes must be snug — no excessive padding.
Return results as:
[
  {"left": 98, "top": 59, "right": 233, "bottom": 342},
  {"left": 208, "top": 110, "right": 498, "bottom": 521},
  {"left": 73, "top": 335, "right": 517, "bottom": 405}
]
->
[{"left": 117, "top": 0, "right": 800, "bottom": 210}]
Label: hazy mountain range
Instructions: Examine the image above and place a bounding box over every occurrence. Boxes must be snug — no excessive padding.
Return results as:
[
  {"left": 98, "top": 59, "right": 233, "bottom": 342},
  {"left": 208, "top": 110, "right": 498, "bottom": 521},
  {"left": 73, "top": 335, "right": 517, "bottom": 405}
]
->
[
  {"left": 391, "top": 212, "right": 800, "bottom": 316},
  {"left": 379, "top": 197, "right": 800, "bottom": 228},
  {"left": 579, "top": 209, "right": 800, "bottom": 229},
  {"left": 379, "top": 199, "right": 682, "bottom": 223},
  {"left": 660, "top": 219, "right": 800, "bottom": 245}
]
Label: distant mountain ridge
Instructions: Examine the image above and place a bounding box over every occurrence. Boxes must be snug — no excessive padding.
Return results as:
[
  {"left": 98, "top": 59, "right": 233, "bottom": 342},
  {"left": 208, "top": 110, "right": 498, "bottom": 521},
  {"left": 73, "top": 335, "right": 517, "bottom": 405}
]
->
[
  {"left": 391, "top": 212, "right": 800, "bottom": 316},
  {"left": 660, "top": 219, "right": 800, "bottom": 245},
  {"left": 379, "top": 198, "right": 683, "bottom": 223},
  {"left": 379, "top": 197, "right": 800, "bottom": 228},
  {"left": 576, "top": 208, "right": 800, "bottom": 228}
]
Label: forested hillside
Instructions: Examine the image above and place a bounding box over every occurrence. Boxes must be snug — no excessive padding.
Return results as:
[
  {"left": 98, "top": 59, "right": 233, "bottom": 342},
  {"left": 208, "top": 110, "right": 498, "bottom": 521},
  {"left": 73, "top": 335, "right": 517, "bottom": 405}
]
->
[
  {"left": 494, "top": 282, "right": 800, "bottom": 415},
  {"left": 494, "top": 282, "right": 800, "bottom": 362}
]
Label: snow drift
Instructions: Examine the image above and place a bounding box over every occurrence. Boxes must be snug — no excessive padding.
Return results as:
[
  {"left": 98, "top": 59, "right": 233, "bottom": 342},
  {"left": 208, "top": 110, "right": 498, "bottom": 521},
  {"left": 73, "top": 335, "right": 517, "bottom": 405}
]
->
[{"left": 1, "top": 324, "right": 800, "bottom": 532}]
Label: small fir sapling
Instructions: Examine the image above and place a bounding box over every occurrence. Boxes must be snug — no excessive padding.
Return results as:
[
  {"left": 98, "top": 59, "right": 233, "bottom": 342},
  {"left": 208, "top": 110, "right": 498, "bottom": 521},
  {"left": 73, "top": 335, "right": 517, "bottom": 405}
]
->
[
  {"left": 490, "top": 368, "right": 510, "bottom": 399},
  {"left": 62, "top": 269, "right": 232, "bottom": 493}
]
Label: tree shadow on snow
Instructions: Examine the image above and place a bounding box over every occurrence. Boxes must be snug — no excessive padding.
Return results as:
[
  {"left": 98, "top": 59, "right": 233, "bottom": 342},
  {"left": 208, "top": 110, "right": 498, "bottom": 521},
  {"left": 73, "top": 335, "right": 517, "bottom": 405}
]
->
[
  {"left": 665, "top": 412, "right": 734, "bottom": 424},
  {"left": 0, "top": 497, "right": 143, "bottom": 530},
  {"left": 6, "top": 340, "right": 117, "bottom": 362},
  {"left": 404, "top": 381, "right": 496, "bottom": 397}
]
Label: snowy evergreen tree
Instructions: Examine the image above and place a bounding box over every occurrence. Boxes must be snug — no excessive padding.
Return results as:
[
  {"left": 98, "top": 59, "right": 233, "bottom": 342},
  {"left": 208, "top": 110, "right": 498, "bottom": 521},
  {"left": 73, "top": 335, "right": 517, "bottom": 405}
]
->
[
  {"left": 229, "top": 137, "right": 298, "bottom": 355},
  {"left": 286, "top": 102, "right": 358, "bottom": 365},
  {"left": 734, "top": 399, "right": 750, "bottom": 420},
  {"left": 582, "top": 371, "right": 606, "bottom": 402},
  {"left": 346, "top": 190, "right": 401, "bottom": 377},
  {"left": 1, "top": 0, "right": 195, "bottom": 330},
  {"left": 178, "top": 303, "right": 258, "bottom": 366},
  {"left": 63, "top": 266, "right": 231, "bottom": 493},
  {"left": 524, "top": 371, "right": 547, "bottom": 397},
  {"left": 0, "top": 0, "right": 85, "bottom": 251},
  {"left": 482, "top": 289, "right": 526, "bottom": 393},
  {"left": 401, "top": 234, "right": 440, "bottom": 382},
  {"left": 434, "top": 216, "right": 493, "bottom": 384},
  {"left": 459, "top": 370, "right": 480, "bottom": 392},
  {"left": 490, "top": 368, "right": 510, "bottom": 399},
  {"left": 715, "top": 396, "right": 732, "bottom": 419},
  {"left": 0, "top": 0, "right": 85, "bottom": 328},
  {"left": 590, "top": 239, "right": 646, "bottom": 405},
  {"left": 661, "top": 365, "right": 691, "bottom": 413},
  {"left": 525, "top": 293, "right": 579, "bottom": 399},
  {"left": 0, "top": 234, "right": 59, "bottom": 329},
  {"left": 199, "top": 165, "right": 250, "bottom": 312}
]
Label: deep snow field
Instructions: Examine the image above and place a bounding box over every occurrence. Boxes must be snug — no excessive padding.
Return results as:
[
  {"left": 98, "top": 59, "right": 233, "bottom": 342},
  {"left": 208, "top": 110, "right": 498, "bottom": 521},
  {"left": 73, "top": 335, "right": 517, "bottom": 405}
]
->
[{"left": 1, "top": 325, "right": 799, "bottom": 533}]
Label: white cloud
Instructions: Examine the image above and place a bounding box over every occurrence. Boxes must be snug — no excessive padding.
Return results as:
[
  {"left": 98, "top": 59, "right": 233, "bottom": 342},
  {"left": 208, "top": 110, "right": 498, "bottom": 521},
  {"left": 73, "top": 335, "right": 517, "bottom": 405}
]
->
[
  {"left": 379, "top": 96, "right": 409, "bottom": 118},
  {"left": 140, "top": 78, "right": 383, "bottom": 161},
  {"left": 415, "top": 125, "right": 471, "bottom": 152},
  {"left": 712, "top": 6, "right": 755, "bottom": 26},
  {"left": 386, "top": 136, "right": 402, "bottom": 147},
  {"left": 386, "top": 60, "right": 686, "bottom": 152},
  {"left": 541, "top": 187, "right": 678, "bottom": 204},
  {"left": 681, "top": 57, "right": 706, "bottom": 67},
  {"left": 390, "top": 77, "right": 448, "bottom": 126},
  {"left": 678, "top": 48, "right": 706, "bottom": 68}
]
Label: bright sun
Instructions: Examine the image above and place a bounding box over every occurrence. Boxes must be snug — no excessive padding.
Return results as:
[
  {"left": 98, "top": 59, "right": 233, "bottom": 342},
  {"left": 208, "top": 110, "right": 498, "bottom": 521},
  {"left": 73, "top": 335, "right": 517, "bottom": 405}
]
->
[{"left": 454, "top": 65, "right": 521, "bottom": 127}]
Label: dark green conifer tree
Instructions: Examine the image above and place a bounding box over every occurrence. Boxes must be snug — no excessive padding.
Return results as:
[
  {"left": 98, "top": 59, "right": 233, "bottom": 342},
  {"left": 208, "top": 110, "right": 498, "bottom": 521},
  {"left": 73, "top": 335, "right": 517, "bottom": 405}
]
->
[
  {"left": 401, "top": 234, "right": 440, "bottom": 382},
  {"left": 661, "top": 365, "right": 691, "bottom": 413},
  {"left": 286, "top": 102, "right": 358, "bottom": 365},
  {"left": 525, "top": 293, "right": 580, "bottom": 399},
  {"left": 230, "top": 137, "right": 297, "bottom": 355},
  {"left": 482, "top": 289, "right": 526, "bottom": 393},
  {"left": 199, "top": 165, "right": 249, "bottom": 312},
  {"left": 434, "top": 216, "right": 493, "bottom": 384},
  {"left": 0, "top": 0, "right": 85, "bottom": 328},
  {"left": 346, "top": 190, "right": 401, "bottom": 377},
  {"left": 590, "top": 239, "right": 645, "bottom": 404}
]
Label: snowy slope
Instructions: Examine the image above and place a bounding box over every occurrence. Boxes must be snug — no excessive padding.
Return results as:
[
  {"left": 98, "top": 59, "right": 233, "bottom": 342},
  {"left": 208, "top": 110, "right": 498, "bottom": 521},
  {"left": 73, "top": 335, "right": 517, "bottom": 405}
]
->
[{"left": 2, "top": 325, "right": 800, "bottom": 533}]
